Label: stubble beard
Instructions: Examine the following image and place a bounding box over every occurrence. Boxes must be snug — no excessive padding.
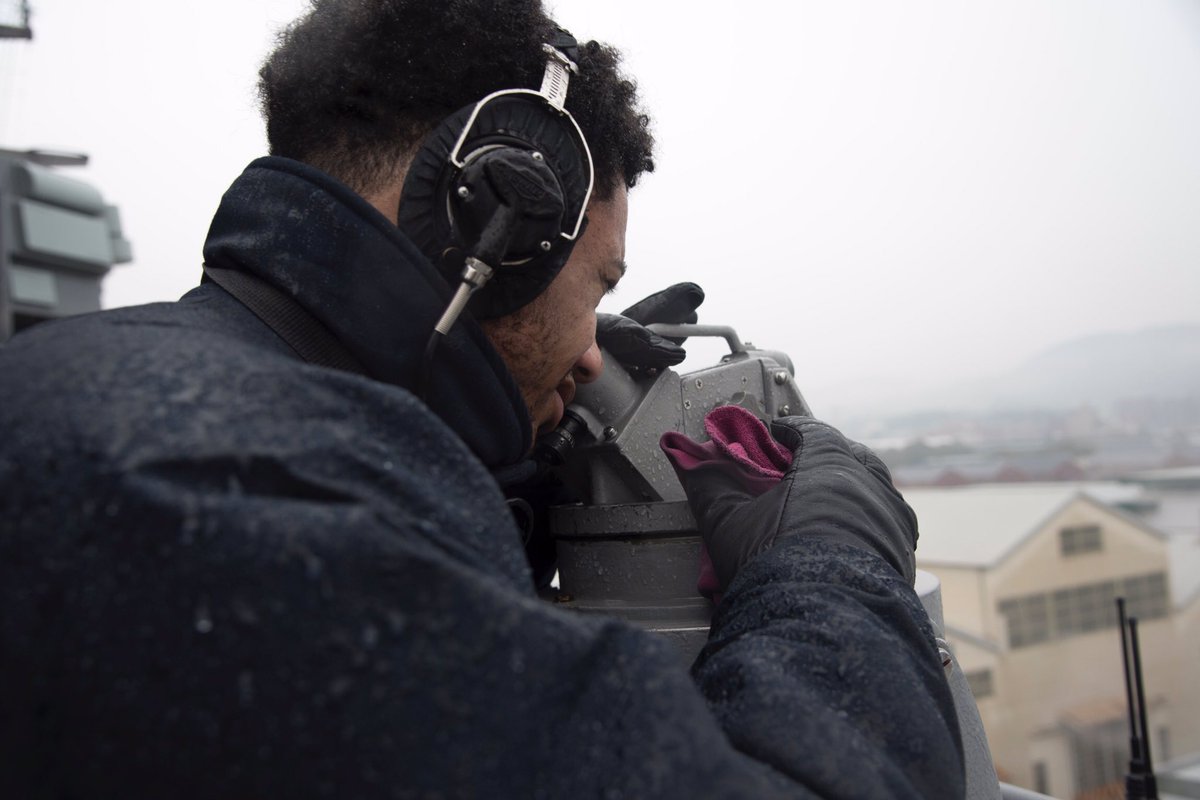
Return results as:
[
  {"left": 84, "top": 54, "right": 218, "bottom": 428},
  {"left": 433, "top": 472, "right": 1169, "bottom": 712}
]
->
[{"left": 479, "top": 305, "right": 558, "bottom": 439}]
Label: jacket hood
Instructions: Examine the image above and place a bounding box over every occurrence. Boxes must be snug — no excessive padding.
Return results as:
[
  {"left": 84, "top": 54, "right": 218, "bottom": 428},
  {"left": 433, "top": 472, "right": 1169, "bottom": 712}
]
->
[{"left": 202, "top": 156, "right": 532, "bottom": 468}]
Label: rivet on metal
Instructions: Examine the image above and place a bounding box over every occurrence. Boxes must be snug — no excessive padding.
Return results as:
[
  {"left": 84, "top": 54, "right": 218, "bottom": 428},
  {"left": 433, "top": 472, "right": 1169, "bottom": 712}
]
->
[
  {"left": 539, "top": 241, "right": 553, "bottom": 252},
  {"left": 531, "top": 151, "right": 544, "bottom": 161},
  {"left": 774, "top": 371, "right": 788, "bottom": 385},
  {"left": 683, "top": 400, "right": 692, "bottom": 410},
  {"left": 778, "top": 405, "right": 790, "bottom": 416},
  {"left": 935, "top": 638, "right": 954, "bottom": 672},
  {"left": 695, "top": 379, "right": 703, "bottom": 389},
  {"left": 457, "top": 186, "right": 471, "bottom": 199},
  {"left": 603, "top": 426, "right": 618, "bottom": 441}
]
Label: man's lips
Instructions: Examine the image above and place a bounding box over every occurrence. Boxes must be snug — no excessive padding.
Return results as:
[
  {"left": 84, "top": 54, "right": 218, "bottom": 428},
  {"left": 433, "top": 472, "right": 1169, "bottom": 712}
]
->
[
  {"left": 557, "top": 380, "right": 577, "bottom": 409},
  {"left": 545, "top": 380, "right": 577, "bottom": 431}
]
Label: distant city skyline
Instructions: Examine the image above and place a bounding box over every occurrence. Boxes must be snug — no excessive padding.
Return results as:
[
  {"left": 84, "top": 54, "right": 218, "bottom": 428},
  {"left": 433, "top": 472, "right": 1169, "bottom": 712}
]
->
[{"left": 3, "top": 0, "right": 1199, "bottom": 419}]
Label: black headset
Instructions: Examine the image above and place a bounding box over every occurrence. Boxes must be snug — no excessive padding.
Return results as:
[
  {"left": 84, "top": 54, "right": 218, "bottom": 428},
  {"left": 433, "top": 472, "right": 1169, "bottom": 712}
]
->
[{"left": 397, "top": 28, "right": 595, "bottom": 325}]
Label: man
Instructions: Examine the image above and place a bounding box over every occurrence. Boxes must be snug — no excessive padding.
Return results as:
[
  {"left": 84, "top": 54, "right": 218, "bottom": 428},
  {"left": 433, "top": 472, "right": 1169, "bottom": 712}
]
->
[{"left": 0, "top": 1, "right": 964, "bottom": 797}]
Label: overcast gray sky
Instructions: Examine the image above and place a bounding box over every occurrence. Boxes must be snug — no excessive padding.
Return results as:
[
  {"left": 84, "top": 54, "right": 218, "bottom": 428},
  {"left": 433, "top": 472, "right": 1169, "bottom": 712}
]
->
[{"left": 3, "top": 0, "right": 1199, "bottom": 417}]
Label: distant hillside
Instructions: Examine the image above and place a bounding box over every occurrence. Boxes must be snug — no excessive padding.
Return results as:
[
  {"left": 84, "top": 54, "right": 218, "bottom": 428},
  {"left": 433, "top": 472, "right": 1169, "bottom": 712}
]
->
[
  {"left": 980, "top": 325, "right": 1200, "bottom": 410},
  {"left": 823, "top": 325, "right": 1200, "bottom": 421}
]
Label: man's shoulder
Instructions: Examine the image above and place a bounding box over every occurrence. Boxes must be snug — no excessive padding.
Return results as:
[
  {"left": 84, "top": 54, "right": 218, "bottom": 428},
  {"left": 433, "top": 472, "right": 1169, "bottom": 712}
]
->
[
  {"left": 0, "top": 284, "right": 466, "bottom": 483},
  {"left": 2, "top": 283, "right": 288, "bottom": 367},
  {"left": 4, "top": 282, "right": 436, "bottom": 434},
  {"left": 0, "top": 286, "right": 524, "bottom": 579}
]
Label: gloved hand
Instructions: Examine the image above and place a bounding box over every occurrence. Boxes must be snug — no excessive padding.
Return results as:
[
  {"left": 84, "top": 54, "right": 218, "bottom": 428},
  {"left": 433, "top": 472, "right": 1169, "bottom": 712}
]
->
[
  {"left": 669, "top": 416, "right": 918, "bottom": 590},
  {"left": 596, "top": 282, "right": 704, "bottom": 373}
]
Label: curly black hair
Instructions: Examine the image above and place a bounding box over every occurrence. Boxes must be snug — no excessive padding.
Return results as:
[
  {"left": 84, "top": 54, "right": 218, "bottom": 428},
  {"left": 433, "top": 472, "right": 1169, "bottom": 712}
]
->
[{"left": 259, "top": 0, "right": 654, "bottom": 199}]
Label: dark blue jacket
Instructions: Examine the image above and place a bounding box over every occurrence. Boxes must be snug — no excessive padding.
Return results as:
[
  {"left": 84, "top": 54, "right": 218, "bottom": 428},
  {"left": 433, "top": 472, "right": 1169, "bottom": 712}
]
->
[{"left": 0, "top": 158, "right": 963, "bottom": 798}]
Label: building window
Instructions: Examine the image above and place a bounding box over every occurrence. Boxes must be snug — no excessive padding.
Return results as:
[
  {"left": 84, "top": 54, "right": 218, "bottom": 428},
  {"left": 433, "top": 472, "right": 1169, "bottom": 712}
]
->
[
  {"left": 1060, "top": 524, "right": 1102, "bottom": 556},
  {"left": 964, "top": 669, "right": 994, "bottom": 699},
  {"left": 1124, "top": 573, "right": 1168, "bottom": 621},
  {"left": 1054, "top": 580, "right": 1118, "bottom": 636},
  {"left": 998, "top": 594, "right": 1051, "bottom": 648},
  {"left": 1032, "top": 761, "right": 1049, "bottom": 795},
  {"left": 998, "top": 572, "right": 1168, "bottom": 649},
  {"left": 1068, "top": 719, "right": 1126, "bottom": 796}
]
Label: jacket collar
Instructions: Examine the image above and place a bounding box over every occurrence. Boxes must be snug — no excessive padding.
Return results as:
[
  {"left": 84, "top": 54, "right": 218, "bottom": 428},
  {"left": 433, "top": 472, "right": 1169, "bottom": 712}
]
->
[{"left": 202, "top": 156, "right": 533, "bottom": 468}]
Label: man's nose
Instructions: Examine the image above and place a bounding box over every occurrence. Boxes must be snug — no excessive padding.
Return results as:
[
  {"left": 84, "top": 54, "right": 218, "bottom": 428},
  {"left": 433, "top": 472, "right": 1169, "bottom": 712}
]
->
[{"left": 573, "top": 341, "right": 603, "bottom": 384}]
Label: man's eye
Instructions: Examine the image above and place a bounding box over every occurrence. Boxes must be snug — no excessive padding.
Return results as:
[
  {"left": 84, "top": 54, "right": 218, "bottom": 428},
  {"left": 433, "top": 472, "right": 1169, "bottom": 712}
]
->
[{"left": 604, "top": 280, "right": 620, "bottom": 296}]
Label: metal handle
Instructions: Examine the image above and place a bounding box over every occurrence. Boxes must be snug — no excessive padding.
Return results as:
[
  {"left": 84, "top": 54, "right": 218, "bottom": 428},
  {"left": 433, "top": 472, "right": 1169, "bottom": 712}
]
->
[{"left": 645, "top": 323, "right": 746, "bottom": 354}]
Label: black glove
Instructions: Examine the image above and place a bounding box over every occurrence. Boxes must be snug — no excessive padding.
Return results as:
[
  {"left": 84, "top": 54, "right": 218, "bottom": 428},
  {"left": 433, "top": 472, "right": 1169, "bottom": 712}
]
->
[
  {"left": 671, "top": 416, "right": 918, "bottom": 590},
  {"left": 619, "top": 282, "right": 704, "bottom": 331},
  {"left": 596, "top": 282, "right": 704, "bottom": 372}
]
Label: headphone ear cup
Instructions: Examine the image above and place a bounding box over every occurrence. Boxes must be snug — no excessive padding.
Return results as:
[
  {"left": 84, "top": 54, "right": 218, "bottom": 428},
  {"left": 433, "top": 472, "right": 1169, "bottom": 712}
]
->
[
  {"left": 397, "top": 103, "right": 474, "bottom": 277},
  {"left": 398, "top": 93, "right": 592, "bottom": 319}
]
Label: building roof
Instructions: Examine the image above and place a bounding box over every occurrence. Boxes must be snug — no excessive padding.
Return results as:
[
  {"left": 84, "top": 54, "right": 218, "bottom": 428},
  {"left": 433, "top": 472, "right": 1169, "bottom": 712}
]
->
[
  {"left": 906, "top": 482, "right": 1151, "bottom": 568},
  {"left": 944, "top": 624, "right": 1003, "bottom": 654},
  {"left": 1158, "top": 751, "right": 1200, "bottom": 800},
  {"left": 1058, "top": 696, "right": 1128, "bottom": 729}
]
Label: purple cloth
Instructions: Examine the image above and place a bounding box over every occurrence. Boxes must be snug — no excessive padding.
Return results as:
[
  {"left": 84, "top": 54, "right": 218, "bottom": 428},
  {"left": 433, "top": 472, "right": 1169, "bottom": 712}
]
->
[{"left": 660, "top": 405, "right": 793, "bottom": 600}]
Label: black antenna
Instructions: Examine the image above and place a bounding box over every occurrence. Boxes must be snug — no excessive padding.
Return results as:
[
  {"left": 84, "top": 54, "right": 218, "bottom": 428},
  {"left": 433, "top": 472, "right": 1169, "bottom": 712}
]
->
[
  {"left": 1117, "top": 598, "right": 1144, "bottom": 792},
  {"left": 1117, "top": 597, "right": 1158, "bottom": 799},
  {"left": 1129, "top": 618, "right": 1157, "bottom": 798}
]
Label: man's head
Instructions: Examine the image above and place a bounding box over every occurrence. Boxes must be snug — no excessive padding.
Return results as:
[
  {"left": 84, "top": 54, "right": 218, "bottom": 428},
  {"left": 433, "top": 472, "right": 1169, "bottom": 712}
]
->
[
  {"left": 259, "top": 0, "right": 654, "bottom": 440},
  {"left": 258, "top": 0, "right": 653, "bottom": 203}
]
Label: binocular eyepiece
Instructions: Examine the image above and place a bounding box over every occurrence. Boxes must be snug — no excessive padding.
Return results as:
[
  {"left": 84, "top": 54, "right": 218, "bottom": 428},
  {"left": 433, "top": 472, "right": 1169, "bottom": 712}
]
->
[{"left": 535, "top": 409, "right": 593, "bottom": 466}]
